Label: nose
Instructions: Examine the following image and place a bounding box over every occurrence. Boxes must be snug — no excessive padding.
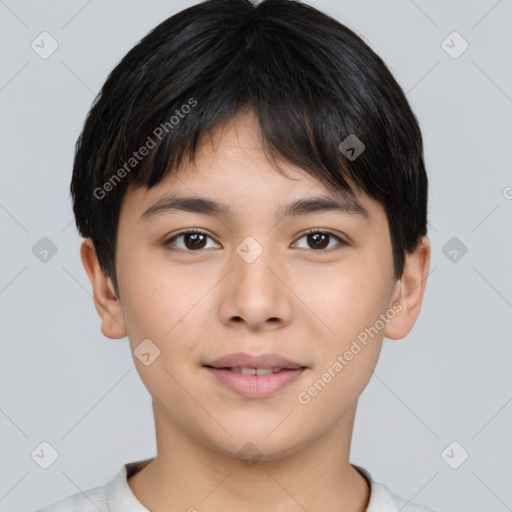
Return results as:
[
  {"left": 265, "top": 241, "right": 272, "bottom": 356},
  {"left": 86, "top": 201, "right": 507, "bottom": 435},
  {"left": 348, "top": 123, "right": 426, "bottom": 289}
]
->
[{"left": 217, "top": 240, "right": 294, "bottom": 332}]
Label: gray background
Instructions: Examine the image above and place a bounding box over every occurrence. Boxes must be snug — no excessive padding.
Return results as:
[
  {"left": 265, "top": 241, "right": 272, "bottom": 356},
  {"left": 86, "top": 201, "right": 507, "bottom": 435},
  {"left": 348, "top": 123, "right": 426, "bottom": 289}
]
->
[{"left": 1, "top": 1, "right": 511, "bottom": 511}]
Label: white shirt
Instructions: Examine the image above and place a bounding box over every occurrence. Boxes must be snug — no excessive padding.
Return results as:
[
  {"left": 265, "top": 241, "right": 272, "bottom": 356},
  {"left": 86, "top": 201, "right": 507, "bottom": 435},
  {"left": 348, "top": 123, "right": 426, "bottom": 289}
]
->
[{"left": 36, "top": 458, "right": 438, "bottom": 512}]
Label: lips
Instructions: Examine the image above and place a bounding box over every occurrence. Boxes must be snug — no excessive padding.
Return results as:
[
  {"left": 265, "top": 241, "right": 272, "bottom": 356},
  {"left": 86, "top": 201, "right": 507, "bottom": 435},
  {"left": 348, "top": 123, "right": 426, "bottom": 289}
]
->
[{"left": 203, "top": 352, "right": 307, "bottom": 398}]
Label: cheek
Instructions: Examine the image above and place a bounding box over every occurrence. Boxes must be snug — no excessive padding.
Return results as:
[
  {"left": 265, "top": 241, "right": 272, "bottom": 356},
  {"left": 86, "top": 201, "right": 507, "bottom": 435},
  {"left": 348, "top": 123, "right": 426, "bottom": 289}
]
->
[
  {"left": 298, "top": 255, "right": 393, "bottom": 403},
  {"left": 117, "top": 247, "right": 183, "bottom": 332},
  {"left": 119, "top": 270, "right": 207, "bottom": 410},
  {"left": 296, "top": 266, "right": 389, "bottom": 412},
  {"left": 118, "top": 257, "right": 210, "bottom": 373},
  {"left": 303, "top": 257, "right": 393, "bottom": 342}
]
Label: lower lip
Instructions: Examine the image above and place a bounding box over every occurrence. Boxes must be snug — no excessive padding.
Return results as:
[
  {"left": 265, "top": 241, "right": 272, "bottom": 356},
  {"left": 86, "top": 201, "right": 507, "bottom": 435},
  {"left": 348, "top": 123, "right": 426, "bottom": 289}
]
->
[{"left": 204, "top": 367, "right": 306, "bottom": 398}]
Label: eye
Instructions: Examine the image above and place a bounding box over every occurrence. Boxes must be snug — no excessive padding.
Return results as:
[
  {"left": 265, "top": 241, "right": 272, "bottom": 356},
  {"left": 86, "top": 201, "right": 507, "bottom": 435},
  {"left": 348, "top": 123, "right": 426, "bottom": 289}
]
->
[
  {"left": 163, "top": 229, "right": 220, "bottom": 252},
  {"left": 292, "top": 229, "right": 346, "bottom": 251},
  {"left": 163, "top": 228, "right": 347, "bottom": 254}
]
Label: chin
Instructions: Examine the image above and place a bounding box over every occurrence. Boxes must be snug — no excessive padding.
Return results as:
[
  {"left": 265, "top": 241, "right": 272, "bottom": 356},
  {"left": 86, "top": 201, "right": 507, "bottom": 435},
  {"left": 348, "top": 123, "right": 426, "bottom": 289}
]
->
[{"left": 202, "top": 427, "right": 309, "bottom": 464}]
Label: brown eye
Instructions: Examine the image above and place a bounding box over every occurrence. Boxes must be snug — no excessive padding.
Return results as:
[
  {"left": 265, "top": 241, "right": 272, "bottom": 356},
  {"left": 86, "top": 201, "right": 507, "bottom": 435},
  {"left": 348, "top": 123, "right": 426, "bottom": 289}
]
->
[
  {"left": 164, "top": 230, "right": 220, "bottom": 252},
  {"left": 182, "top": 233, "right": 207, "bottom": 250},
  {"left": 307, "top": 232, "right": 330, "bottom": 249},
  {"left": 293, "top": 230, "right": 346, "bottom": 251}
]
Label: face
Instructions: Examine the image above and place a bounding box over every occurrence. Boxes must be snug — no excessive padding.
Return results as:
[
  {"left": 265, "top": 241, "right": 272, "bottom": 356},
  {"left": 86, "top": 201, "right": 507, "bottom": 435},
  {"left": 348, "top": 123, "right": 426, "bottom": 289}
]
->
[{"left": 97, "top": 109, "right": 418, "bottom": 460}]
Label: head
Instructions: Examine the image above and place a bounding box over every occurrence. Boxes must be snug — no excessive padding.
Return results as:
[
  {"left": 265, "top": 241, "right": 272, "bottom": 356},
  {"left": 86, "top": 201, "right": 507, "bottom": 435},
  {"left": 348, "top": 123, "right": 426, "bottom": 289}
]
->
[{"left": 75, "top": 0, "right": 430, "bottom": 460}]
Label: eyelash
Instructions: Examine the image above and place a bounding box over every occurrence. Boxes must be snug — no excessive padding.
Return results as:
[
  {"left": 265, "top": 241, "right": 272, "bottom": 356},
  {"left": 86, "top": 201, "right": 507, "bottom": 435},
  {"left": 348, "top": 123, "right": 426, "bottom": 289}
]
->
[{"left": 162, "top": 228, "right": 347, "bottom": 255}]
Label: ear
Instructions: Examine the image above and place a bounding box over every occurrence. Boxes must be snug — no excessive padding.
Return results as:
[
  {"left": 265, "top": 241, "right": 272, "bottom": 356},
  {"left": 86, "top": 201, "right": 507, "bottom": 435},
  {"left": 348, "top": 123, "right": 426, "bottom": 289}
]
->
[
  {"left": 384, "top": 236, "right": 430, "bottom": 340},
  {"left": 80, "top": 238, "right": 127, "bottom": 339}
]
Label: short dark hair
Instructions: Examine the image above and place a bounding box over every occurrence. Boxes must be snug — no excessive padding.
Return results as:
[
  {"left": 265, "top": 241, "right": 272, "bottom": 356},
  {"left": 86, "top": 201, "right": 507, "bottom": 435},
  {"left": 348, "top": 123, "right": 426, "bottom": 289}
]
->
[{"left": 71, "top": 0, "right": 428, "bottom": 297}]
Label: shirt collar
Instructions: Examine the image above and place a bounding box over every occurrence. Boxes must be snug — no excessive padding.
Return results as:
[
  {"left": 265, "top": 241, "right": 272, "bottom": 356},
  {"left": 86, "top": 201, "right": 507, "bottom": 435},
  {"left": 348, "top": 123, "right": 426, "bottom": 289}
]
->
[
  {"left": 107, "top": 458, "right": 401, "bottom": 512},
  {"left": 106, "top": 458, "right": 154, "bottom": 511}
]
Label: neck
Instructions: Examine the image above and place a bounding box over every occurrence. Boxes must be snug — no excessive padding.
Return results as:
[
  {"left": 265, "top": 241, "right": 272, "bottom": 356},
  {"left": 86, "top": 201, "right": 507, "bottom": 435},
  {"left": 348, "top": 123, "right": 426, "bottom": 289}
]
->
[{"left": 128, "top": 402, "right": 370, "bottom": 512}]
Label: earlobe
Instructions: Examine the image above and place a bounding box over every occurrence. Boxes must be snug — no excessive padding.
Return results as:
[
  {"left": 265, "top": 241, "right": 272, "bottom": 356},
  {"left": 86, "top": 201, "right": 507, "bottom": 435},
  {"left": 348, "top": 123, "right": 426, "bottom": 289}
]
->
[
  {"left": 80, "top": 239, "right": 127, "bottom": 339},
  {"left": 384, "top": 236, "right": 430, "bottom": 340}
]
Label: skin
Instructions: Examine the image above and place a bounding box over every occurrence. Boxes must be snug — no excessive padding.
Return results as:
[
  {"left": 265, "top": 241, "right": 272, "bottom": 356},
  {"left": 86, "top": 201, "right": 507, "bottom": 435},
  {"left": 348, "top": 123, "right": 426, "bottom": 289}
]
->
[{"left": 81, "top": 109, "right": 430, "bottom": 512}]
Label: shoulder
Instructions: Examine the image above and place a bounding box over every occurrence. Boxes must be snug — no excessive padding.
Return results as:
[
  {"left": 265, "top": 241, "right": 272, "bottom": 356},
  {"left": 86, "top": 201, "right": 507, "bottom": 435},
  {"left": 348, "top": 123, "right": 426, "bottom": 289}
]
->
[
  {"left": 34, "top": 484, "right": 108, "bottom": 512},
  {"left": 33, "top": 459, "right": 153, "bottom": 512}
]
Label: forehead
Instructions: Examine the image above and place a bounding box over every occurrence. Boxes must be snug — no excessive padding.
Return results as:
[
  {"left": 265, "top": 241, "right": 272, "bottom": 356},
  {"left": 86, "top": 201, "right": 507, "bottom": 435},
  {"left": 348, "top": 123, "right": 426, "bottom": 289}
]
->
[{"left": 120, "top": 110, "right": 384, "bottom": 226}]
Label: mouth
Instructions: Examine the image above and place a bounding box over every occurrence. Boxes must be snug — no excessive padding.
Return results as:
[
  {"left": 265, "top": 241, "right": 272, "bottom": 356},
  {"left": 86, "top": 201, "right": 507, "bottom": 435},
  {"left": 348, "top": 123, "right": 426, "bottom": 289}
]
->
[{"left": 202, "top": 353, "right": 307, "bottom": 398}]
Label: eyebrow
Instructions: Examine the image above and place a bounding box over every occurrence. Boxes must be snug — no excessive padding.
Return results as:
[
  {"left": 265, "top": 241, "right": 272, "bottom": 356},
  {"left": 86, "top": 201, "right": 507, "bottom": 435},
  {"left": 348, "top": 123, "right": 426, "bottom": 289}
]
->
[{"left": 141, "top": 191, "right": 370, "bottom": 223}]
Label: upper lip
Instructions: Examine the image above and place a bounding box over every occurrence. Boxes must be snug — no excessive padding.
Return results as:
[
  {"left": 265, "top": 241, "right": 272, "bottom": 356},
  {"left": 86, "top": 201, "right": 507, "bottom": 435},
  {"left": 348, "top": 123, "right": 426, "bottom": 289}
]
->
[{"left": 205, "top": 352, "right": 305, "bottom": 369}]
